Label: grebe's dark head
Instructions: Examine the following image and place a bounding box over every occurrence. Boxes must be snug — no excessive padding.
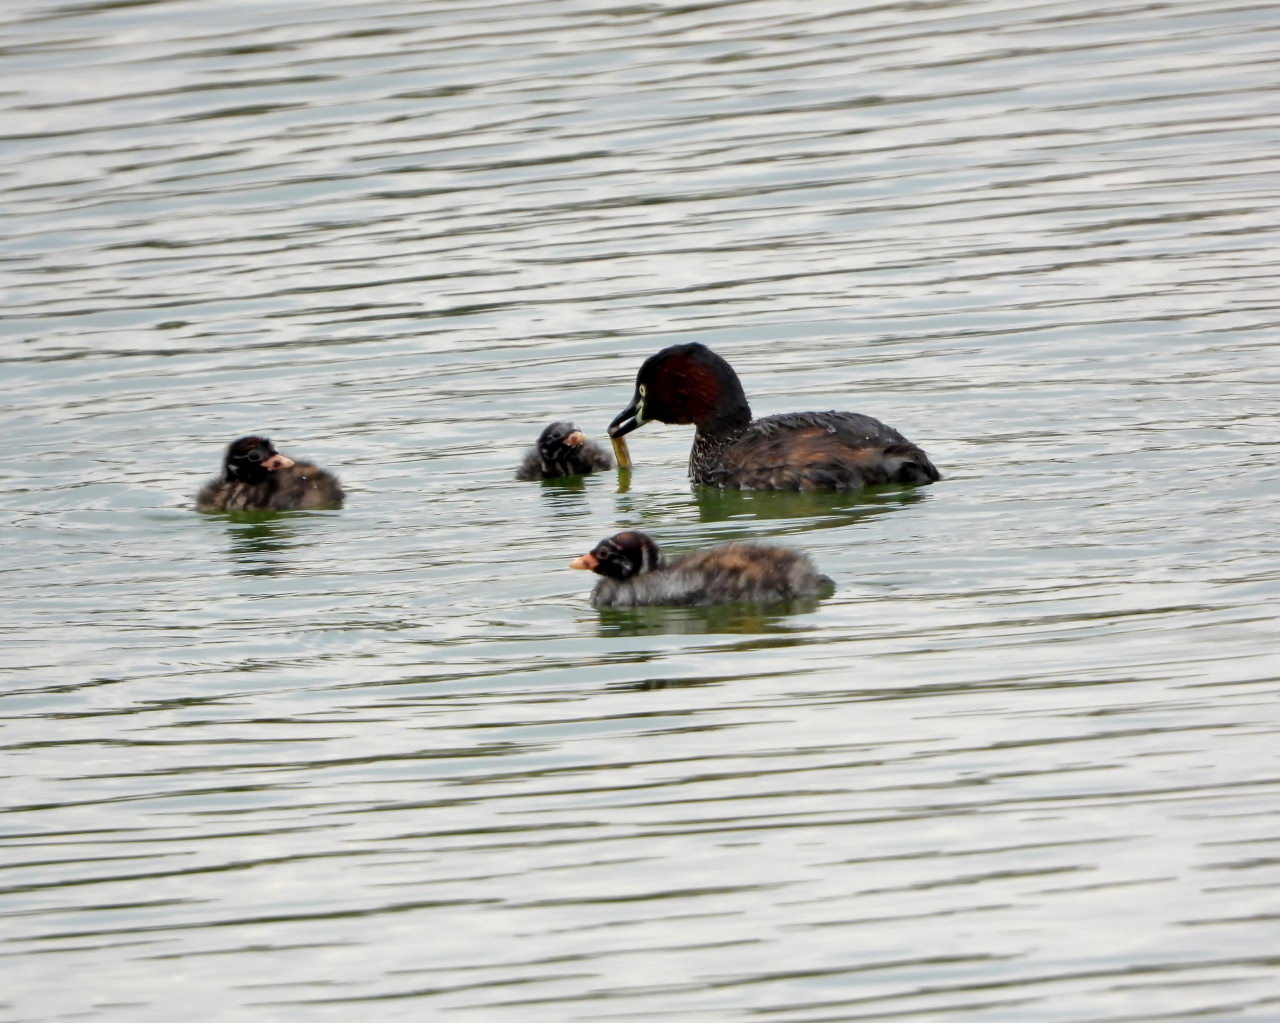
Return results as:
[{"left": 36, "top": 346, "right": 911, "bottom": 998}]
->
[{"left": 608, "top": 343, "right": 750, "bottom": 438}]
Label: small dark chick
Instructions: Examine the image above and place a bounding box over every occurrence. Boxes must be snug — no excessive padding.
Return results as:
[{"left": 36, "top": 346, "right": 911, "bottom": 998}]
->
[
  {"left": 517, "top": 421, "right": 613, "bottom": 480},
  {"left": 608, "top": 343, "right": 939, "bottom": 491},
  {"left": 570, "top": 530, "right": 833, "bottom": 607},
  {"left": 196, "top": 435, "right": 344, "bottom": 512}
]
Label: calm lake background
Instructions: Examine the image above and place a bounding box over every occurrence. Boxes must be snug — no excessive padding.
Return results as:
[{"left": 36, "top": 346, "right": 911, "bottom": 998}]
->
[{"left": 3, "top": 0, "right": 1279, "bottom": 1020}]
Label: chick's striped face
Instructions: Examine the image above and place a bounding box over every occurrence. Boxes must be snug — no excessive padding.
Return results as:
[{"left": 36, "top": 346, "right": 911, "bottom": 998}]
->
[
  {"left": 224, "top": 436, "right": 293, "bottom": 483},
  {"left": 590, "top": 537, "right": 634, "bottom": 580},
  {"left": 537, "top": 421, "right": 573, "bottom": 458},
  {"left": 589, "top": 531, "right": 660, "bottom": 580}
]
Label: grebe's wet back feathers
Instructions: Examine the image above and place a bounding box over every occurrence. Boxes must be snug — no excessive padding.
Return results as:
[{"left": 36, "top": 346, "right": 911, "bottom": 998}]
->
[{"left": 705, "top": 409, "right": 939, "bottom": 490}]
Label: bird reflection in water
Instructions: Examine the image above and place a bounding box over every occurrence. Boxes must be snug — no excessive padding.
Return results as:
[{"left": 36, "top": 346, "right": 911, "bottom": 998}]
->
[
  {"left": 223, "top": 513, "right": 298, "bottom": 577},
  {"left": 590, "top": 600, "right": 824, "bottom": 639},
  {"left": 694, "top": 483, "right": 927, "bottom": 529}
]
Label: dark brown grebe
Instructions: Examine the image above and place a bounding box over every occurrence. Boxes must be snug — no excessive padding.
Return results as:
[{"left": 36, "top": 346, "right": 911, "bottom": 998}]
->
[{"left": 608, "top": 343, "right": 939, "bottom": 491}]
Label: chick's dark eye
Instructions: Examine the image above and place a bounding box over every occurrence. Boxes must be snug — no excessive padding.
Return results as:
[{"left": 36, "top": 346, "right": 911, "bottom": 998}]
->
[{"left": 246, "top": 450, "right": 264, "bottom": 462}]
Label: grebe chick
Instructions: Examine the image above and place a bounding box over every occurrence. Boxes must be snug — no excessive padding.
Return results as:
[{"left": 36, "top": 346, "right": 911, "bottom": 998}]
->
[
  {"left": 570, "top": 530, "right": 833, "bottom": 607},
  {"left": 517, "top": 421, "right": 613, "bottom": 481},
  {"left": 196, "top": 435, "right": 344, "bottom": 512}
]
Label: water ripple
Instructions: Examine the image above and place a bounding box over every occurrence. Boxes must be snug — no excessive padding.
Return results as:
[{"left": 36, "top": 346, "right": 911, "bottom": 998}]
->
[{"left": 3, "top": 0, "right": 1280, "bottom": 1020}]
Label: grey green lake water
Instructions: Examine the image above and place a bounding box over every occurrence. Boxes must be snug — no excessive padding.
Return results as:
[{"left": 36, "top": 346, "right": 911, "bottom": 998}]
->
[{"left": 3, "top": 0, "right": 1280, "bottom": 1019}]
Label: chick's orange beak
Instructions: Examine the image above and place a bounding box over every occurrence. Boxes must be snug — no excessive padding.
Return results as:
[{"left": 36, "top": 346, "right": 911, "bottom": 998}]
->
[
  {"left": 262, "top": 453, "right": 294, "bottom": 471},
  {"left": 569, "top": 552, "right": 598, "bottom": 571},
  {"left": 564, "top": 430, "right": 585, "bottom": 447}
]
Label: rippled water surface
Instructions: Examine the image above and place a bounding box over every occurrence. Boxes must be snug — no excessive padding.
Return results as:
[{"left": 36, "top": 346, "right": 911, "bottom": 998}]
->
[{"left": 4, "top": 0, "right": 1280, "bottom": 1019}]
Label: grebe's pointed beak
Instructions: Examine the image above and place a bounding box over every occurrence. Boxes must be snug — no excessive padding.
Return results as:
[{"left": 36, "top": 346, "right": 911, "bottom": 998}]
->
[
  {"left": 608, "top": 393, "right": 644, "bottom": 438},
  {"left": 569, "top": 552, "right": 598, "bottom": 571}
]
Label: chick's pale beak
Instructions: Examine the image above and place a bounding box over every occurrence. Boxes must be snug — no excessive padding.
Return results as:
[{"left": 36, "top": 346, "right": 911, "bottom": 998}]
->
[
  {"left": 564, "top": 430, "right": 585, "bottom": 447},
  {"left": 262, "top": 453, "right": 295, "bottom": 471},
  {"left": 608, "top": 394, "right": 644, "bottom": 438},
  {"left": 569, "top": 552, "right": 598, "bottom": 571}
]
